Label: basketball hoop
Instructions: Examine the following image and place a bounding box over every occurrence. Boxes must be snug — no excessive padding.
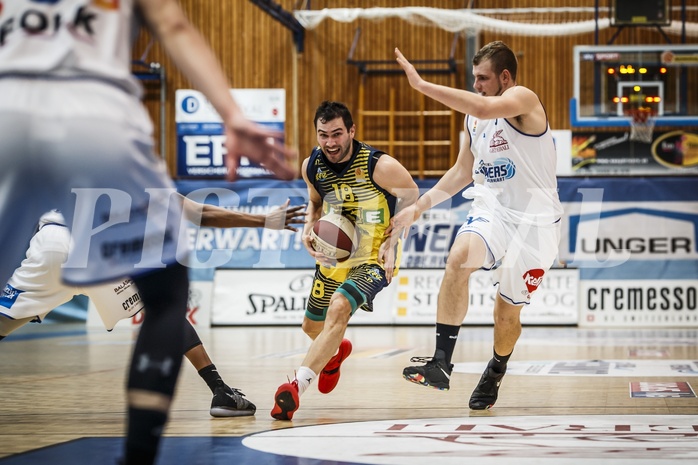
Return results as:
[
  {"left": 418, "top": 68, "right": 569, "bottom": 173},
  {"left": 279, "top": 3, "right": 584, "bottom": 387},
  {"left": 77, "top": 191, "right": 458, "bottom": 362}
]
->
[{"left": 628, "top": 107, "right": 656, "bottom": 144}]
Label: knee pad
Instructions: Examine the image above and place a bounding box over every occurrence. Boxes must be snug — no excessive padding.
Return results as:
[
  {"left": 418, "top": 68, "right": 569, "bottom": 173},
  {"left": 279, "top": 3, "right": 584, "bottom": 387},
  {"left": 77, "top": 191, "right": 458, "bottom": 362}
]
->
[
  {"left": 127, "top": 264, "right": 188, "bottom": 396},
  {"left": 335, "top": 280, "right": 366, "bottom": 314},
  {"left": 182, "top": 320, "right": 202, "bottom": 353}
]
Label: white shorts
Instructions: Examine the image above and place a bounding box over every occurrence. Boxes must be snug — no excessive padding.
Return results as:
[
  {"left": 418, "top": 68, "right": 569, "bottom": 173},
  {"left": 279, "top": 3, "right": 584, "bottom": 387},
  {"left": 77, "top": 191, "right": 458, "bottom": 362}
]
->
[
  {"left": 0, "top": 222, "right": 143, "bottom": 330},
  {"left": 457, "top": 202, "right": 561, "bottom": 305},
  {"left": 0, "top": 77, "right": 189, "bottom": 286}
]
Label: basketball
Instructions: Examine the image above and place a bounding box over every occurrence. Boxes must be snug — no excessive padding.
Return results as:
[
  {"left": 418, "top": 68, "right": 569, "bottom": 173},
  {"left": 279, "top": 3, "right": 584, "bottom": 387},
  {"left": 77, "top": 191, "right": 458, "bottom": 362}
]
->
[{"left": 309, "top": 213, "right": 358, "bottom": 262}]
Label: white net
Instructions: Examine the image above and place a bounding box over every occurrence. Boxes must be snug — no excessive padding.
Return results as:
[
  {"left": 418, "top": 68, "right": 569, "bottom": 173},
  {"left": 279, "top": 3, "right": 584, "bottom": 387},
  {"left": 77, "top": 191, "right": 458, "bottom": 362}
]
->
[
  {"left": 629, "top": 110, "right": 656, "bottom": 144},
  {"left": 294, "top": 6, "right": 698, "bottom": 37},
  {"left": 630, "top": 119, "right": 656, "bottom": 144}
]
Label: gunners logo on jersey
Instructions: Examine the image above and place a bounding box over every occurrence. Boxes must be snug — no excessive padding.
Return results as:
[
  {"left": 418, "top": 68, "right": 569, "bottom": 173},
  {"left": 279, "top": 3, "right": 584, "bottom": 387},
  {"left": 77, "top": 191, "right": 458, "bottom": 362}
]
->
[
  {"left": 354, "top": 167, "right": 366, "bottom": 183},
  {"left": 476, "top": 157, "right": 516, "bottom": 183}
]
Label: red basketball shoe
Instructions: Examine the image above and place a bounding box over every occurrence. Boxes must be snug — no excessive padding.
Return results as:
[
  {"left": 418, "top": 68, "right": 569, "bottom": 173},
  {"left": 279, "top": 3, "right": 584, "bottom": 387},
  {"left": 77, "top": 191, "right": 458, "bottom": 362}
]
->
[
  {"left": 270, "top": 379, "right": 300, "bottom": 420},
  {"left": 318, "top": 339, "right": 353, "bottom": 394}
]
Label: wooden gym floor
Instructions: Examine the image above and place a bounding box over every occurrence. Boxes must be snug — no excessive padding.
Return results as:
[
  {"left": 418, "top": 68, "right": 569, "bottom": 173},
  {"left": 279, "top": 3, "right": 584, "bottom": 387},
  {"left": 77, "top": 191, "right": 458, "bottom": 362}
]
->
[{"left": 1, "top": 323, "right": 697, "bottom": 464}]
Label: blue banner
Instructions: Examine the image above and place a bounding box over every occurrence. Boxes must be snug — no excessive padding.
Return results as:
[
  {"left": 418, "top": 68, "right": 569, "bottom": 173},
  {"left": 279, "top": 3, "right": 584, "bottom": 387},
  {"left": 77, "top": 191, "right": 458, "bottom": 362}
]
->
[
  {"left": 177, "top": 177, "right": 698, "bottom": 281},
  {"left": 175, "top": 89, "right": 286, "bottom": 178},
  {"left": 557, "top": 176, "right": 698, "bottom": 280},
  {"left": 178, "top": 180, "right": 309, "bottom": 269}
]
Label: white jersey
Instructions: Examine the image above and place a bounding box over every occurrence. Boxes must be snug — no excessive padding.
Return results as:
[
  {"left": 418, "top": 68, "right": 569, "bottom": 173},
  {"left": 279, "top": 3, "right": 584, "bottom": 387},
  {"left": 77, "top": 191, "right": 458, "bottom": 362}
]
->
[
  {"left": 0, "top": 0, "right": 142, "bottom": 96},
  {"left": 466, "top": 115, "right": 563, "bottom": 225},
  {"left": 0, "top": 211, "right": 143, "bottom": 330}
]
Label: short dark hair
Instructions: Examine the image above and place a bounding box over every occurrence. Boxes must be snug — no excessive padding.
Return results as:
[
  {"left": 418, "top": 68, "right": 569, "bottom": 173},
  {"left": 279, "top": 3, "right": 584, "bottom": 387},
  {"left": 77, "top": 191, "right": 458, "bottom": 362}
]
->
[
  {"left": 473, "top": 41, "right": 517, "bottom": 81},
  {"left": 314, "top": 101, "right": 354, "bottom": 130}
]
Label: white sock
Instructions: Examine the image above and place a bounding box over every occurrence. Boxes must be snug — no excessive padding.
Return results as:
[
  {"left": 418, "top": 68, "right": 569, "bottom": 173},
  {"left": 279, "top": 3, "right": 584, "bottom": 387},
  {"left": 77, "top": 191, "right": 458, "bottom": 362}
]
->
[{"left": 295, "top": 366, "right": 317, "bottom": 396}]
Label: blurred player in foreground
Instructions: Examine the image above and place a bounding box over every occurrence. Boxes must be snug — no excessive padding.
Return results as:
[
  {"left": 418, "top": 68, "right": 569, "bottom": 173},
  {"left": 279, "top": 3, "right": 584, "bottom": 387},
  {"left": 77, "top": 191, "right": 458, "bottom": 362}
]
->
[
  {"left": 0, "top": 1, "right": 296, "bottom": 463},
  {"left": 1, "top": 200, "right": 304, "bottom": 416}
]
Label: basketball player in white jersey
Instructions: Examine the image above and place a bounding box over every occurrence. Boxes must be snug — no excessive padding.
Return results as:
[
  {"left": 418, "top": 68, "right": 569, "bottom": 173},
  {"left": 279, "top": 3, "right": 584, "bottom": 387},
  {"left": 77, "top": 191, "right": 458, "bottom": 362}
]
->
[
  {"left": 391, "top": 42, "right": 563, "bottom": 410},
  {"left": 0, "top": 1, "right": 295, "bottom": 464},
  {"left": 0, "top": 200, "right": 304, "bottom": 417}
]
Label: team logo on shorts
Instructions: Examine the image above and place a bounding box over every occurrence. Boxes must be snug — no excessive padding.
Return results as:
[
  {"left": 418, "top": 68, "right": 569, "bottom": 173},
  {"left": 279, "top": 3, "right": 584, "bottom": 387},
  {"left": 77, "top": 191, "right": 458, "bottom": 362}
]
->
[
  {"left": 523, "top": 268, "right": 545, "bottom": 293},
  {"left": 364, "top": 266, "right": 383, "bottom": 283},
  {"left": 0, "top": 284, "right": 24, "bottom": 309}
]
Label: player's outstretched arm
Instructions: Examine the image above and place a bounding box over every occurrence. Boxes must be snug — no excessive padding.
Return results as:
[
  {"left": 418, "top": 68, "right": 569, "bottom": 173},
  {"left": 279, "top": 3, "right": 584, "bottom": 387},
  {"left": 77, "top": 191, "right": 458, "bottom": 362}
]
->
[
  {"left": 260, "top": 200, "right": 307, "bottom": 231},
  {"left": 395, "top": 47, "right": 534, "bottom": 121},
  {"left": 181, "top": 196, "right": 306, "bottom": 231},
  {"left": 373, "top": 154, "right": 419, "bottom": 238},
  {"left": 372, "top": 155, "right": 419, "bottom": 282},
  {"left": 137, "top": 0, "right": 296, "bottom": 181},
  {"left": 387, "top": 126, "right": 475, "bottom": 236}
]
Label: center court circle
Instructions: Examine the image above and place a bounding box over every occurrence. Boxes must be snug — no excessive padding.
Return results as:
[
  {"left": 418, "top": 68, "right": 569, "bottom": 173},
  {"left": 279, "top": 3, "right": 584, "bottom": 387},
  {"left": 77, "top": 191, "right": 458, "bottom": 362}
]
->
[{"left": 242, "top": 415, "right": 698, "bottom": 465}]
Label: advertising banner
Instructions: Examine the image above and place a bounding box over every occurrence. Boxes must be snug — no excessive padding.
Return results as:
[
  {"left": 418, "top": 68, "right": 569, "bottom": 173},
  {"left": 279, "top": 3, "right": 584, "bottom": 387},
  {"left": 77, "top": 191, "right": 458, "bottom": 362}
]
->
[
  {"left": 178, "top": 179, "right": 310, "bottom": 269},
  {"left": 399, "top": 193, "right": 471, "bottom": 269},
  {"left": 175, "top": 89, "right": 286, "bottom": 178},
  {"left": 456, "top": 360, "right": 698, "bottom": 378},
  {"left": 559, "top": 176, "right": 698, "bottom": 327},
  {"left": 580, "top": 280, "right": 697, "bottom": 327},
  {"left": 571, "top": 129, "right": 698, "bottom": 175},
  {"left": 393, "top": 268, "right": 578, "bottom": 325},
  {"left": 559, "top": 177, "right": 698, "bottom": 270},
  {"left": 176, "top": 179, "right": 473, "bottom": 270},
  {"left": 212, "top": 269, "right": 395, "bottom": 325},
  {"left": 211, "top": 268, "right": 577, "bottom": 326},
  {"left": 178, "top": 176, "right": 698, "bottom": 327},
  {"left": 178, "top": 177, "right": 698, "bottom": 272}
]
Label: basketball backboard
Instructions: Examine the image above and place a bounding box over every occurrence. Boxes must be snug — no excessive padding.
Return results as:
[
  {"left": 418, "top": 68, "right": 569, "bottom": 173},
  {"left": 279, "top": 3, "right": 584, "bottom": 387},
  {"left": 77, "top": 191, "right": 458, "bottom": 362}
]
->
[{"left": 571, "top": 44, "right": 698, "bottom": 128}]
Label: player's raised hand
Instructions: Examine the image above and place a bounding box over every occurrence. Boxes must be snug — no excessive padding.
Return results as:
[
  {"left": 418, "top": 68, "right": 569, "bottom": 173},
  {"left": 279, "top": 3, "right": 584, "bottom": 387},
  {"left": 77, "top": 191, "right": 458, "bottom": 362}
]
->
[
  {"left": 264, "top": 199, "right": 307, "bottom": 231},
  {"left": 395, "top": 48, "right": 424, "bottom": 91},
  {"left": 224, "top": 117, "right": 297, "bottom": 181}
]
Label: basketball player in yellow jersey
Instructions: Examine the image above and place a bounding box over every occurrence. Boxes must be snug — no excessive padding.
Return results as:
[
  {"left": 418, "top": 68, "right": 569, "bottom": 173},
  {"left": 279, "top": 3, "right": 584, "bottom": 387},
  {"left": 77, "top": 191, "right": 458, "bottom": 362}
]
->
[{"left": 271, "top": 101, "right": 419, "bottom": 420}]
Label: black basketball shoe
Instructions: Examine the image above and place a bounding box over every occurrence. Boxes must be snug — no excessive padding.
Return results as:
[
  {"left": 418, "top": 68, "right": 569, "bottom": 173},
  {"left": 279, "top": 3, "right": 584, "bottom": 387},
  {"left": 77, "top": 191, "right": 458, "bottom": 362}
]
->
[
  {"left": 402, "top": 350, "right": 453, "bottom": 391},
  {"left": 210, "top": 385, "right": 256, "bottom": 417},
  {"left": 469, "top": 361, "right": 506, "bottom": 410}
]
